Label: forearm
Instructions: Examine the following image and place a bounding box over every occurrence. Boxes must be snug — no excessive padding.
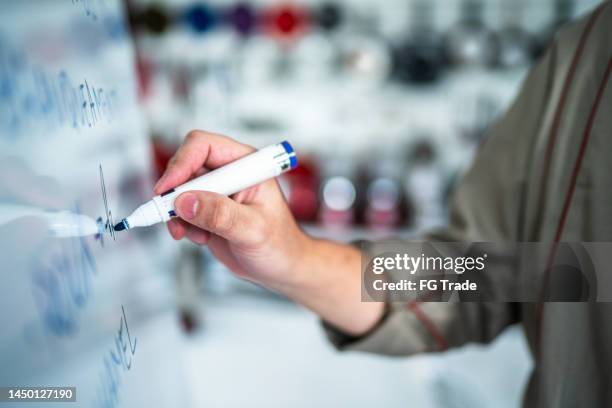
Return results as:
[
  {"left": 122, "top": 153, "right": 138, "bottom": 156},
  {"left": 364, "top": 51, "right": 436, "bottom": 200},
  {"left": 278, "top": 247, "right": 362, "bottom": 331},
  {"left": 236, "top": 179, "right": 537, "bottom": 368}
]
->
[{"left": 279, "top": 237, "right": 385, "bottom": 337}]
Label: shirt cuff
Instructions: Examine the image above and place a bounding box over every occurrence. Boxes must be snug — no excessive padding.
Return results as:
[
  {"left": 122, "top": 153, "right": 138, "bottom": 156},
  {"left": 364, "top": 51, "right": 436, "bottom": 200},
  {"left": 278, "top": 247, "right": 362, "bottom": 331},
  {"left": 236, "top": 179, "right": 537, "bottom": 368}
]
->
[{"left": 320, "top": 302, "right": 445, "bottom": 356}]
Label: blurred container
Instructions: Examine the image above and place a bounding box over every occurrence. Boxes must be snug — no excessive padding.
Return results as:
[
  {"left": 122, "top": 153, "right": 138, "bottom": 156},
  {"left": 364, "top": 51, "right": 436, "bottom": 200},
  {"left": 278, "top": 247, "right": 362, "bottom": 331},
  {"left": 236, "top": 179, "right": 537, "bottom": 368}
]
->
[
  {"left": 225, "top": 2, "right": 258, "bottom": 37},
  {"left": 315, "top": 2, "right": 344, "bottom": 32},
  {"left": 490, "top": 1, "right": 533, "bottom": 69},
  {"left": 444, "top": 0, "right": 496, "bottom": 68},
  {"left": 319, "top": 156, "right": 358, "bottom": 229},
  {"left": 183, "top": 3, "right": 219, "bottom": 35},
  {"left": 280, "top": 155, "right": 320, "bottom": 222},
  {"left": 363, "top": 159, "right": 407, "bottom": 231},
  {"left": 404, "top": 139, "right": 445, "bottom": 230},
  {"left": 262, "top": 3, "right": 310, "bottom": 43},
  {"left": 392, "top": 0, "right": 445, "bottom": 85}
]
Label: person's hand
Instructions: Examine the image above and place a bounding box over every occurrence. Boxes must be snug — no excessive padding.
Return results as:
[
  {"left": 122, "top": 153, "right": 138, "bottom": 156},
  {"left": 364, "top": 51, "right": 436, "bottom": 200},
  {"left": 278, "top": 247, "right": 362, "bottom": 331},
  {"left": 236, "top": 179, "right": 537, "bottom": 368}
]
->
[
  {"left": 156, "top": 131, "right": 384, "bottom": 336},
  {"left": 154, "top": 131, "right": 312, "bottom": 291}
]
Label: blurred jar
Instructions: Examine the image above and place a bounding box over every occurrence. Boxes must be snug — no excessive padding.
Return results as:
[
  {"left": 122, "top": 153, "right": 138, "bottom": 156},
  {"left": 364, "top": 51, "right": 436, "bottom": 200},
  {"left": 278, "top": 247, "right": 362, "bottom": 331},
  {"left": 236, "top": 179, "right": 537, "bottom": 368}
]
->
[
  {"left": 336, "top": 36, "right": 391, "bottom": 88},
  {"left": 262, "top": 3, "right": 310, "bottom": 43},
  {"left": 132, "top": 3, "right": 171, "bottom": 36},
  {"left": 319, "top": 157, "right": 358, "bottom": 229},
  {"left": 404, "top": 140, "right": 445, "bottom": 230},
  {"left": 183, "top": 3, "right": 218, "bottom": 35},
  {"left": 315, "top": 2, "right": 344, "bottom": 33},
  {"left": 489, "top": 1, "right": 533, "bottom": 70},
  {"left": 363, "top": 158, "right": 407, "bottom": 231},
  {"left": 455, "top": 93, "right": 500, "bottom": 160},
  {"left": 225, "top": 2, "right": 258, "bottom": 38},
  {"left": 291, "top": 33, "right": 336, "bottom": 83},
  {"left": 239, "top": 35, "right": 283, "bottom": 86},
  {"left": 334, "top": 4, "right": 391, "bottom": 89},
  {"left": 279, "top": 155, "right": 320, "bottom": 222},
  {"left": 392, "top": 0, "right": 445, "bottom": 85},
  {"left": 444, "top": 0, "right": 496, "bottom": 68}
]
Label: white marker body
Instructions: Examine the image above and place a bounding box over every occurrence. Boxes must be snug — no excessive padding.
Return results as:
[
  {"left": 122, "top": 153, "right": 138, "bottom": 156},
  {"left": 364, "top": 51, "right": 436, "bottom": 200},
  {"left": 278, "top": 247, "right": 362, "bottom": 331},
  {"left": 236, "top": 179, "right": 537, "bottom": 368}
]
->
[{"left": 124, "top": 142, "right": 297, "bottom": 229}]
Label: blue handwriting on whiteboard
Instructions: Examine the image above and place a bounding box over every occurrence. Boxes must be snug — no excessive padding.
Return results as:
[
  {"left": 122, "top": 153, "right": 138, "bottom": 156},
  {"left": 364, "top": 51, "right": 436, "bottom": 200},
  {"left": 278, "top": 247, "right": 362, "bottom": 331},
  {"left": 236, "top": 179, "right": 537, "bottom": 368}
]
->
[
  {"left": 98, "top": 163, "right": 116, "bottom": 244},
  {"left": 93, "top": 305, "right": 137, "bottom": 408},
  {"left": 30, "top": 203, "right": 98, "bottom": 336},
  {"left": 0, "top": 41, "right": 118, "bottom": 138}
]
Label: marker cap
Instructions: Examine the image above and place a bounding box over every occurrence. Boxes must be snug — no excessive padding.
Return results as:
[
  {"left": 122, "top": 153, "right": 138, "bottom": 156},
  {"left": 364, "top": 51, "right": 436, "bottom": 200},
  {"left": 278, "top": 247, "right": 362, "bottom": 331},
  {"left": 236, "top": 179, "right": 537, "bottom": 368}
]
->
[{"left": 281, "top": 141, "right": 298, "bottom": 170}]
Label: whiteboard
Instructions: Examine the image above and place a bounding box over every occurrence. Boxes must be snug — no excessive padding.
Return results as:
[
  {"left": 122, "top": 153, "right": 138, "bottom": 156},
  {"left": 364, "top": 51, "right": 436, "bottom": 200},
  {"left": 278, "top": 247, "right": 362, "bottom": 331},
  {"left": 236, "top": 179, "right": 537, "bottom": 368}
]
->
[{"left": 0, "top": 1, "right": 186, "bottom": 407}]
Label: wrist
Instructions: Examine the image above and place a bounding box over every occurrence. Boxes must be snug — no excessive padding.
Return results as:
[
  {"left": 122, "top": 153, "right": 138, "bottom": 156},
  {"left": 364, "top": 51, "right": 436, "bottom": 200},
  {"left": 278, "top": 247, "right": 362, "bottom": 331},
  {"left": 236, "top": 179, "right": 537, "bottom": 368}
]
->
[
  {"left": 279, "top": 236, "right": 386, "bottom": 336},
  {"left": 271, "top": 230, "right": 321, "bottom": 295},
  {"left": 274, "top": 233, "right": 349, "bottom": 304}
]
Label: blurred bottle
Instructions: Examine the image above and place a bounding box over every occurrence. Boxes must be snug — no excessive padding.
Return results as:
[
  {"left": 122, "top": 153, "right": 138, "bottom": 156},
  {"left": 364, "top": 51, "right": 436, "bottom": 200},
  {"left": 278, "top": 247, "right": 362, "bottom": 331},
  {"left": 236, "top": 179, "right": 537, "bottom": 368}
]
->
[
  {"left": 531, "top": 0, "right": 575, "bottom": 60},
  {"left": 262, "top": 3, "right": 310, "bottom": 43},
  {"left": 225, "top": 2, "right": 259, "bottom": 38},
  {"left": 238, "top": 35, "right": 283, "bottom": 86},
  {"left": 456, "top": 93, "right": 500, "bottom": 159},
  {"left": 443, "top": 0, "right": 496, "bottom": 68},
  {"left": 403, "top": 140, "right": 445, "bottom": 230},
  {"left": 151, "top": 134, "right": 176, "bottom": 180},
  {"left": 291, "top": 2, "right": 343, "bottom": 83},
  {"left": 363, "top": 157, "right": 407, "bottom": 231},
  {"left": 392, "top": 0, "right": 445, "bottom": 85},
  {"left": 135, "top": 55, "right": 154, "bottom": 101},
  {"left": 315, "top": 2, "right": 343, "bottom": 33},
  {"left": 319, "top": 157, "right": 358, "bottom": 229},
  {"left": 175, "top": 244, "right": 204, "bottom": 335},
  {"left": 292, "top": 32, "right": 336, "bottom": 82},
  {"left": 183, "top": 3, "right": 218, "bottom": 35},
  {"left": 335, "top": 4, "right": 392, "bottom": 88},
  {"left": 138, "top": 4, "right": 171, "bottom": 36},
  {"left": 279, "top": 155, "right": 320, "bottom": 222},
  {"left": 490, "top": 1, "right": 533, "bottom": 70}
]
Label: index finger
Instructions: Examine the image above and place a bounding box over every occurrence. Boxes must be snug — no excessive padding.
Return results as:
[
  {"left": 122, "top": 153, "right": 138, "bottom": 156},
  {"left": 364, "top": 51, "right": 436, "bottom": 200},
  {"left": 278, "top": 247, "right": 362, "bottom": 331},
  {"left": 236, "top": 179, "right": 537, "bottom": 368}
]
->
[{"left": 154, "top": 131, "right": 255, "bottom": 195}]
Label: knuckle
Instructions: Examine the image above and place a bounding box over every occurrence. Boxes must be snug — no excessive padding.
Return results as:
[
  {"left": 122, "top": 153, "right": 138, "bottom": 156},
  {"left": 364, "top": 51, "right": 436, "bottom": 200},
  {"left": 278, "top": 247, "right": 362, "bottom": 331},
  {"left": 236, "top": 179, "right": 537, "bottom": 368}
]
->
[{"left": 167, "top": 154, "right": 179, "bottom": 168}]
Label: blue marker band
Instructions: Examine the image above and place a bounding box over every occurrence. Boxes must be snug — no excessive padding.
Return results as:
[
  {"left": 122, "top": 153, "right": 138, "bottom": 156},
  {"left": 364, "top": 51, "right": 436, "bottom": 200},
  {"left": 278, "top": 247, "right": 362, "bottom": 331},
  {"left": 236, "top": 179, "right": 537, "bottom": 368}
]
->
[
  {"left": 281, "top": 140, "right": 294, "bottom": 154},
  {"left": 281, "top": 141, "right": 298, "bottom": 170},
  {"left": 161, "top": 188, "right": 175, "bottom": 197}
]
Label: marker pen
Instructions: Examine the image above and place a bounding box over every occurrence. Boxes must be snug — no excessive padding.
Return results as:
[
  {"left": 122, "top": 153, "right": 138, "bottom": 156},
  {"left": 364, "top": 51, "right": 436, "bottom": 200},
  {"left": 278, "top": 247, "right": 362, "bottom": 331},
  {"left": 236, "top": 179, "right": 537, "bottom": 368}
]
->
[{"left": 114, "top": 141, "right": 297, "bottom": 231}]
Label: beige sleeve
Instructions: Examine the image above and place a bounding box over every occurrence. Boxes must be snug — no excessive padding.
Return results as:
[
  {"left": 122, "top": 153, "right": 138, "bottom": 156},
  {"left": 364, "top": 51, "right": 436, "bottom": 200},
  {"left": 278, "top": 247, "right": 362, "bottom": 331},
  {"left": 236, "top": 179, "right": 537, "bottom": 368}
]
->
[{"left": 323, "top": 40, "right": 558, "bottom": 355}]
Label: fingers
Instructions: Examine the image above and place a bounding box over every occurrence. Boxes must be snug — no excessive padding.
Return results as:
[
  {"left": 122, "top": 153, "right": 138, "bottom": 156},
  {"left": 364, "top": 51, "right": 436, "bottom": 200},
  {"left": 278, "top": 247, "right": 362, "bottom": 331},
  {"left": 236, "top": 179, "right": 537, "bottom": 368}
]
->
[
  {"left": 174, "top": 191, "right": 267, "bottom": 247},
  {"left": 167, "top": 219, "right": 186, "bottom": 240},
  {"left": 185, "top": 227, "right": 211, "bottom": 245},
  {"left": 154, "top": 131, "right": 255, "bottom": 195},
  {"left": 231, "top": 185, "right": 260, "bottom": 204},
  {"left": 167, "top": 218, "right": 211, "bottom": 245},
  {"left": 158, "top": 132, "right": 261, "bottom": 246}
]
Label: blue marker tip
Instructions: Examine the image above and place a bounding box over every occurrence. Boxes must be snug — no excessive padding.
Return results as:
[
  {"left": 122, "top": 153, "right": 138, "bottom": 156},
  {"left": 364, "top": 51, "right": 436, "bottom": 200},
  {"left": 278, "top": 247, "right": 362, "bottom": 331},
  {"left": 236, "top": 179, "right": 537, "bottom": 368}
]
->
[{"left": 113, "top": 219, "right": 129, "bottom": 232}]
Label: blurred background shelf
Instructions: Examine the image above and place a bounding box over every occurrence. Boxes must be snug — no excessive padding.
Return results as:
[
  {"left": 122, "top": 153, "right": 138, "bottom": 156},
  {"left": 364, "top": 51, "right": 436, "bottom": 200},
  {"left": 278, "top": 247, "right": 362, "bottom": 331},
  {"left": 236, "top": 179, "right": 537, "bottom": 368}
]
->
[{"left": 0, "top": 0, "right": 602, "bottom": 406}]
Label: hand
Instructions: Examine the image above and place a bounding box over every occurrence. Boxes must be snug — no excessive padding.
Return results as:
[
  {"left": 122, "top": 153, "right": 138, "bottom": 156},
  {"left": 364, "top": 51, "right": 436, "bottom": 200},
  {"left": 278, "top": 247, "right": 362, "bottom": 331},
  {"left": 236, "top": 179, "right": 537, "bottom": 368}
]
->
[
  {"left": 156, "top": 131, "right": 383, "bottom": 335},
  {"left": 154, "top": 131, "right": 311, "bottom": 291}
]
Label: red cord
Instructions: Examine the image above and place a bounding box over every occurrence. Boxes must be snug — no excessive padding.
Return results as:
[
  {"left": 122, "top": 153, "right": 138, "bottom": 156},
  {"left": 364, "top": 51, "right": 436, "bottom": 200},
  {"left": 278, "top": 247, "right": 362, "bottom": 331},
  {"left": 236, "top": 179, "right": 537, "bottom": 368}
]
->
[
  {"left": 535, "top": 5, "right": 606, "bottom": 224},
  {"left": 407, "top": 302, "right": 449, "bottom": 351},
  {"left": 536, "top": 59, "right": 612, "bottom": 354}
]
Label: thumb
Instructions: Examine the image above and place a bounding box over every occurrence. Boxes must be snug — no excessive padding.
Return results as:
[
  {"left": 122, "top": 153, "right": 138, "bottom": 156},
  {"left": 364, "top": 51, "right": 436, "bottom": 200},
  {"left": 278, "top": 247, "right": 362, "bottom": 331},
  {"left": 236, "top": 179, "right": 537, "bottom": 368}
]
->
[{"left": 174, "top": 191, "right": 265, "bottom": 246}]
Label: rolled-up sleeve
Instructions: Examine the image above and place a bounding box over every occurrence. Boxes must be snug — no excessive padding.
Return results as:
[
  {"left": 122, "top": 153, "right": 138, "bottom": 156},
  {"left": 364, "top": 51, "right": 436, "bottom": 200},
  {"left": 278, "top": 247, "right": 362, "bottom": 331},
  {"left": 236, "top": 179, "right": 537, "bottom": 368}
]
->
[{"left": 322, "top": 38, "right": 558, "bottom": 355}]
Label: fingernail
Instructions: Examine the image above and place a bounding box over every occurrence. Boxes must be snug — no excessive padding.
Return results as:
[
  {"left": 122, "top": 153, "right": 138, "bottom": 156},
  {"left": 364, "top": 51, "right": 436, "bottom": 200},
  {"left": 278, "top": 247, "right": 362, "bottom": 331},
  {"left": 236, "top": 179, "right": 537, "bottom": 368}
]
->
[
  {"left": 177, "top": 193, "right": 199, "bottom": 220},
  {"left": 154, "top": 173, "right": 168, "bottom": 192}
]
